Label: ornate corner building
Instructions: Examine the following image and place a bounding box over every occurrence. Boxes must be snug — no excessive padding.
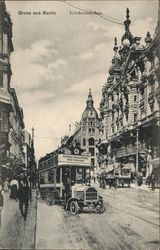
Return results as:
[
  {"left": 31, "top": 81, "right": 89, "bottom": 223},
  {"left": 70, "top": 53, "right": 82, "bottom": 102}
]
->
[
  {"left": 0, "top": 0, "right": 14, "bottom": 183},
  {"left": 73, "top": 89, "right": 100, "bottom": 171},
  {"left": 98, "top": 6, "right": 160, "bottom": 180}
]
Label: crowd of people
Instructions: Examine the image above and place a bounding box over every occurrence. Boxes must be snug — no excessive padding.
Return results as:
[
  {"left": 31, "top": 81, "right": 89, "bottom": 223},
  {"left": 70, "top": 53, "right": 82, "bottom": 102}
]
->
[{"left": 0, "top": 173, "right": 31, "bottom": 227}]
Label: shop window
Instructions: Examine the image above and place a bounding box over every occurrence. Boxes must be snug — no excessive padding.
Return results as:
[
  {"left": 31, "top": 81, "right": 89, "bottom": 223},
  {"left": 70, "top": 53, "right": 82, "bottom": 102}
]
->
[{"left": 89, "top": 138, "right": 94, "bottom": 146}]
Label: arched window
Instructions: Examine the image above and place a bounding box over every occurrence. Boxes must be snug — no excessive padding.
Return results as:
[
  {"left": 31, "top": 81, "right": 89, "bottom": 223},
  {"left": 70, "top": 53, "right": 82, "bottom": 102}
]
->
[
  {"left": 83, "top": 138, "right": 86, "bottom": 146},
  {"left": 89, "top": 138, "right": 94, "bottom": 146}
]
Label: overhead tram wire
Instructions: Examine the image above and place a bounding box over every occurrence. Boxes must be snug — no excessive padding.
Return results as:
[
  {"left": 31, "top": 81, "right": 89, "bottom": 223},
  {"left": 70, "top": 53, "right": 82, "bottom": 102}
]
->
[
  {"left": 35, "top": 136, "right": 61, "bottom": 141},
  {"left": 62, "top": 1, "right": 155, "bottom": 31}
]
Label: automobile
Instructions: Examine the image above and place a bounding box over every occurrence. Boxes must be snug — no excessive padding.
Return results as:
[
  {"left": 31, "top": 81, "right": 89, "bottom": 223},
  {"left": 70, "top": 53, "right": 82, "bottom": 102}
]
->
[
  {"left": 106, "top": 168, "right": 131, "bottom": 188},
  {"left": 65, "top": 184, "right": 105, "bottom": 215}
]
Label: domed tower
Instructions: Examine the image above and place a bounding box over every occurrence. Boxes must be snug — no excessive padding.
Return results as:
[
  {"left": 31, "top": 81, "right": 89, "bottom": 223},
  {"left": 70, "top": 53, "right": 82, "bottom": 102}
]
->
[{"left": 74, "top": 89, "right": 100, "bottom": 171}]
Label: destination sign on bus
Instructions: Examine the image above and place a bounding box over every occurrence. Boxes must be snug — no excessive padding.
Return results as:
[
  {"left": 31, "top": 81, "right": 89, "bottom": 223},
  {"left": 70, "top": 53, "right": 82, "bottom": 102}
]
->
[{"left": 58, "top": 154, "right": 91, "bottom": 166}]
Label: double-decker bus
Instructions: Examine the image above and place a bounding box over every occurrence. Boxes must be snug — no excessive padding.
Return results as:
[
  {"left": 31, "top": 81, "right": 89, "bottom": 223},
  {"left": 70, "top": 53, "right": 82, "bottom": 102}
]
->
[{"left": 38, "top": 141, "right": 105, "bottom": 215}]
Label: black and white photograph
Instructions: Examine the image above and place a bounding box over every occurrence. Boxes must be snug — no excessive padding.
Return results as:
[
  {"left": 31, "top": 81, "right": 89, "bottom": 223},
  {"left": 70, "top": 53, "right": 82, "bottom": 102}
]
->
[{"left": 0, "top": 0, "right": 159, "bottom": 249}]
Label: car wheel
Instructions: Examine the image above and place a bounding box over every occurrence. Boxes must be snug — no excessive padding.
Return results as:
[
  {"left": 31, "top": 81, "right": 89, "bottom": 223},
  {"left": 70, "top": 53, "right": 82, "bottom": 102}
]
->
[
  {"left": 69, "top": 200, "right": 79, "bottom": 215},
  {"left": 46, "top": 193, "right": 55, "bottom": 206},
  {"left": 97, "top": 203, "right": 105, "bottom": 214}
]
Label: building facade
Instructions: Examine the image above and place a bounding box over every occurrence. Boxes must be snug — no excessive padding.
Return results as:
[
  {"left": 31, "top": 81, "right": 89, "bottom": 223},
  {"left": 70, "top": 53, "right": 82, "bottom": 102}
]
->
[
  {"left": 98, "top": 7, "right": 160, "bottom": 181},
  {"left": 0, "top": 0, "right": 14, "bottom": 184},
  {"left": 73, "top": 89, "right": 100, "bottom": 171},
  {"left": 8, "top": 88, "right": 25, "bottom": 176}
]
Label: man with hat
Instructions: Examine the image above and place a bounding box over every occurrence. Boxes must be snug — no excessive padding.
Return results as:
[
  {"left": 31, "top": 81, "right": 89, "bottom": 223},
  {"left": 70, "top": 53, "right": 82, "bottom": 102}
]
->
[{"left": 18, "top": 173, "right": 30, "bottom": 220}]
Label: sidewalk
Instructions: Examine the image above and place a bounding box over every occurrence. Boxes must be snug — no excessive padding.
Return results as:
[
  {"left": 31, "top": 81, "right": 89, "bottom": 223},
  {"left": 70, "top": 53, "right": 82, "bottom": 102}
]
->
[
  {"left": 131, "top": 183, "right": 159, "bottom": 192},
  {"left": 0, "top": 189, "right": 37, "bottom": 249},
  {"left": 92, "top": 180, "right": 159, "bottom": 193}
]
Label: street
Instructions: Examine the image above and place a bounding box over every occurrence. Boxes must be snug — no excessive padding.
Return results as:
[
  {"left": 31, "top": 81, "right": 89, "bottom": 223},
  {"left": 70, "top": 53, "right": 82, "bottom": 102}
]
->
[{"left": 36, "top": 184, "right": 159, "bottom": 250}]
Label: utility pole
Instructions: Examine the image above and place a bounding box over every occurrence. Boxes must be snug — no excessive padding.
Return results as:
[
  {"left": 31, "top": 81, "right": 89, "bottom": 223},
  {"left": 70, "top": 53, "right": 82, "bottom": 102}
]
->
[
  {"left": 30, "top": 127, "right": 35, "bottom": 200},
  {"left": 136, "top": 127, "right": 139, "bottom": 174}
]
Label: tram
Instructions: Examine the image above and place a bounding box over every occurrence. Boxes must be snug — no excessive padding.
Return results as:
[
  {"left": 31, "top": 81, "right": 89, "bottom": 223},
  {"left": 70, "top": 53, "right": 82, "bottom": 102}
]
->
[{"left": 38, "top": 141, "right": 105, "bottom": 215}]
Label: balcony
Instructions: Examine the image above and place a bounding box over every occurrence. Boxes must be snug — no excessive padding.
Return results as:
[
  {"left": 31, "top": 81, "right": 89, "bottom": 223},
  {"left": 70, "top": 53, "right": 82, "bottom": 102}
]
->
[
  {"left": 113, "top": 143, "right": 146, "bottom": 158},
  {"left": 0, "top": 88, "right": 11, "bottom": 105}
]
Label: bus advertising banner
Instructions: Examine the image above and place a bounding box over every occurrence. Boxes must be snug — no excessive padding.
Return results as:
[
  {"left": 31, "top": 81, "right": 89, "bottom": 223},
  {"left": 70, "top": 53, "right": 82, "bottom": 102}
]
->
[{"left": 58, "top": 154, "right": 91, "bottom": 167}]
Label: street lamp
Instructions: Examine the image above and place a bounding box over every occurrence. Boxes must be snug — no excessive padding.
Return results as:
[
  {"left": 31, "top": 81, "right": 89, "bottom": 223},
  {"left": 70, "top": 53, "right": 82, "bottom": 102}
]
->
[{"left": 136, "top": 121, "right": 141, "bottom": 173}]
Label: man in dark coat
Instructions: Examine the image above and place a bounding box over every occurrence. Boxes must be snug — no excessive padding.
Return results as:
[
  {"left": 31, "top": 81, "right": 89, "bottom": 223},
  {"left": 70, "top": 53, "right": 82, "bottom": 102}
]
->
[
  {"left": 18, "top": 176, "right": 30, "bottom": 220},
  {"left": 0, "top": 185, "right": 3, "bottom": 226}
]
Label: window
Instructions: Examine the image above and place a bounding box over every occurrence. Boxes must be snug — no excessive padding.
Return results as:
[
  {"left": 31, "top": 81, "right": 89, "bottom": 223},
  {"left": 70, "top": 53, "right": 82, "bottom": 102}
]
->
[
  {"left": 0, "top": 71, "right": 3, "bottom": 87},
  {"left": 91, "top": 158, "right": 95, "bottom": 169},
  {"left": 89, "top": 138, "right": 94, "bottom": 146},
  {"left": 112, "top": 95, "right": 114, "bottom": 102},
  {"left": 117, "top": 123, "right": 119, "bottom": 131},
  {"left": 89, "top": 147, "right": 95, "bottom": 156},
  {"left": 92, "top": 128, "right": 95, "bottom": 134},
  {"left": 0, "top": 111, "right": 8, "bottom": 132},
  {"left": 89, "top": 128, "right": 91, "bottom": 133},
  {"left": 150, "top": 104, "right": 154, "bottom": 113},
  {"left": 56, "top": 167, "right": 60, "bottom": 183},
  {"left": 48, "top": 169, "right": 54, "bottom": 183},
  {"left": 83, "top": 138, "right": 86, "bottom": 146},
  {"left": 90, "top": 121, "right": 93, "bottom": 126},
  {"left": 112, "top": 112, "right": 114, "bottom": 121},
  {"left": 0, "top": 112, "right": 2, "bottom": 131},
  {"left": 134, "top": 95, "right": 136, "bottom": 102},
  {"left": 134, "top": 113, "right": 137, "bottom": 123}
]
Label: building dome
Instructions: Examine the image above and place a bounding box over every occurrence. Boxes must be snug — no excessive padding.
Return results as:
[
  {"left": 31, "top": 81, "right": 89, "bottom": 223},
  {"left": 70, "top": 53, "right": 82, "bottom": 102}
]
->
[
  {"left": 81, "top": 89, "right": 98, "bottom": 120},
  {"left": 82, "top": 107, "right": 98, "bottom": 120}
]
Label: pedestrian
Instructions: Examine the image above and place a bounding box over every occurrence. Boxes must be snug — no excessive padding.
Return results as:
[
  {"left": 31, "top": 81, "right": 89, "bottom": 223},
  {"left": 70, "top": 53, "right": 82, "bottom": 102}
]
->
[
  {"left": 18, "top": 175, "right": 30, "bottom": 220},
  {"left": 147, "top": 174, "right": 151, "bottom": 188},
  {"left": 151, "top": 174, "right": 155, "bottom": 190},
  {"left": 3, "top": 178, "right": 9, "bottom": 192},
  {"left": 0, "top": 185, "right": 4, "bottom": 227},
  {"left": 10, "top": 177, "right": 19, "bottom": 200}
]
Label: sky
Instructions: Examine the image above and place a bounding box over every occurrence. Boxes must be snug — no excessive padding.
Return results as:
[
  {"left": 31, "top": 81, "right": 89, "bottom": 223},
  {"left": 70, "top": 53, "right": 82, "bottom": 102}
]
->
[{"left": 6, "top": 0, "right": 158, "bottom": 160}]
